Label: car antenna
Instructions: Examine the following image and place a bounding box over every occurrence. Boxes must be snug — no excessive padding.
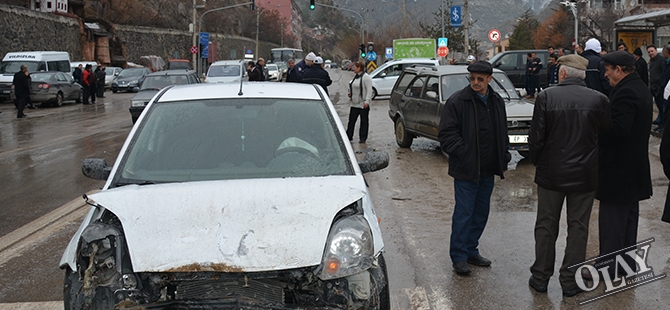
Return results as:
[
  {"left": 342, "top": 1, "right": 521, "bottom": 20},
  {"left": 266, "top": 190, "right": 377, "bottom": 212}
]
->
[{"left": 237, "top": 77, "right": 244, "bottom": 96}]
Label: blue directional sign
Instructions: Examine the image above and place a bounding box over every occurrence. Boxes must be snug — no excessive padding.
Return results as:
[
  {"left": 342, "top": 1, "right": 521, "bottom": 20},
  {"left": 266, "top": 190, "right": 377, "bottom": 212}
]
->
[
  {"left": 438, "top": 37, "right": 448, "bottom": 47},
  {"left": 450, "top": 6, "right": 462, "bottom": 27},
  {"left": 367, "top": 51, "right": 377, "bottom": 61},
  {"left": 385, "top": 47, "right": 393, "bottom": 59},
  {"left": 199, "top": 32, "right": 210, "bottom": 45}
]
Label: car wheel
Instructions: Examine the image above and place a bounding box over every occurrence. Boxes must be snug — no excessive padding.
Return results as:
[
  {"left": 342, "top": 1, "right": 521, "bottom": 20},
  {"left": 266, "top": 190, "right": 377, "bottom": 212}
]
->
[
  {"left": 112, "top": 89, "right": 117, "bottom": 93},
  {"left": 63, "top": 267, "right": 115, "bottom": 310},
  {"left": 365, "top": 253, "right": 390, "bottom": 310},
  {"left": 55, "top": 92, "right": 64, "bottom": 107},
  {"left": 75, "top": 91, "right": 82, "bottom": 103},
  {"left": 394, "top": 118, "right": 414, "bottom": 148},
  {"left": 372, "top": 88, "right": 378, "bottom": 100}
]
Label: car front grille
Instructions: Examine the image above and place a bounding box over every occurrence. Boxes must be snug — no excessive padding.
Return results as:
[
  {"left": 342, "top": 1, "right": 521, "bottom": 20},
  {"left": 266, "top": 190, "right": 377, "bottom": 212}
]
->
[
  {"left": 507, "top": 120, "right": 531, "bottom": 130},
  {"left": 176, "top": 278, "right": 284, "bottom": 304}
]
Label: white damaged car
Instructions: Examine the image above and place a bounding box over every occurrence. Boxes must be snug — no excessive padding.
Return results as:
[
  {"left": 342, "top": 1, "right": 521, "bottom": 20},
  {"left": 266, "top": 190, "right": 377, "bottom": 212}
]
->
[{"left": 60, "top": 82, "right": 390, "bottom": 309}]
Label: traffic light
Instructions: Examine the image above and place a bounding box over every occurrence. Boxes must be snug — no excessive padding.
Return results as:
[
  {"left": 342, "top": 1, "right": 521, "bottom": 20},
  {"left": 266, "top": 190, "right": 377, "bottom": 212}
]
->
[
  {"left": 309, "top": 0, "right": 315, "bottom": 10},
  {"left": 359, "top": 44, "right": 366, "bottom": 58},
  {"left": 367, "top": 43, "right": 374, "bottom": 53},
  {"left": 250, "top": 0, "right": 254, "bottom": 10}
]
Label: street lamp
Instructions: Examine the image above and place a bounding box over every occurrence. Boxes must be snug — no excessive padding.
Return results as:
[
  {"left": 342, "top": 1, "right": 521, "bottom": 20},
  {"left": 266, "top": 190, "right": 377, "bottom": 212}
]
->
[{"left": 560, "top": 0, "right": 586, "bottom": 48}]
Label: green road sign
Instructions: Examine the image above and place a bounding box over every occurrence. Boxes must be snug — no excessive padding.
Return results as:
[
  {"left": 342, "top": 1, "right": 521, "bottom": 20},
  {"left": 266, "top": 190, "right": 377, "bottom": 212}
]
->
[{"left": 392, "top": 38, "right": 436, "bottom": 59}]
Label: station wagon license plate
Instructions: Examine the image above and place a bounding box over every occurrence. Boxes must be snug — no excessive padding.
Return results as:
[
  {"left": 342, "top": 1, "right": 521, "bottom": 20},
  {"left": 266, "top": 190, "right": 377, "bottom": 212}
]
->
[{"left": 509, "top": 135, "right": 528, "bottom": 143}]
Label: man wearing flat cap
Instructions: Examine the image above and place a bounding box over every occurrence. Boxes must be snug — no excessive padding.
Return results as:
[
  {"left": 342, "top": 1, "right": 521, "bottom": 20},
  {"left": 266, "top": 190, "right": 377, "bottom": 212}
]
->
[
  {"left": 596, "top": 50, "right": 652, "bottom": 278},
  {"left": 438, "top": 61, "right": 511, "bottom": 276},
  {"left": 527, "top": 54, "right": 610, "bottom": 297}
]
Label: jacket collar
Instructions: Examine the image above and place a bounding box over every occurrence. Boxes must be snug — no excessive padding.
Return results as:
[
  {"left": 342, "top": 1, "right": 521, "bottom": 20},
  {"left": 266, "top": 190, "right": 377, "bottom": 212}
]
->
[
  {"left": 458, "top": 84, "right": 500, "bottom": 101},
  {"left": 612, "top": 72, "right": 640, "bottom": 91},
  {"left": 558, "top": 77, "right": 587, "bottom": 87}
]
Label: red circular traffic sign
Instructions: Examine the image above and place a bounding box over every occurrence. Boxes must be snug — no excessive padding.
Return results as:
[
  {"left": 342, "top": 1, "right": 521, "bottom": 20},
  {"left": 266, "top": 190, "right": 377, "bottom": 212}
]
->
[
  {"left": 437, "top": 46, "right": 449, "bottom": 57},
  {"left": 190, "top": 46, "right": 198, "bottom": 54},
  {"left": 488, "top": 29, "right": 501, "bottom": 43}
]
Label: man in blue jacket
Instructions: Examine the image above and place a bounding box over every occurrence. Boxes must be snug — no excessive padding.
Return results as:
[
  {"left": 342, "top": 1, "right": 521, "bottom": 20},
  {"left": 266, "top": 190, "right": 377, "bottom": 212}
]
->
[{"left": 438, "top": 61, "right": 511, "bottom": 276}]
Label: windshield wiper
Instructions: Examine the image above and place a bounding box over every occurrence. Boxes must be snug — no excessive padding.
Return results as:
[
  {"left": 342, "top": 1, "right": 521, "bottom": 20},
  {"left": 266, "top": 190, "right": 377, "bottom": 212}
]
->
[{"left": 114, "top": 180, "right": 156, "bottom": 187}]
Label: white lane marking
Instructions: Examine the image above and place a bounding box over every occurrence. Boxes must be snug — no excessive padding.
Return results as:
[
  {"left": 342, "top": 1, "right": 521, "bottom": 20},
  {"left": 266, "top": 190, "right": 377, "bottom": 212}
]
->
[
  {"left": 404, "top": 287, "right": 431, "bottom": 310},
  {"left": 0, "top": 190, "right": 97, "bottom": 267},
  {"left": 0, "top": 301, "right": 62, "bottom": 309}
]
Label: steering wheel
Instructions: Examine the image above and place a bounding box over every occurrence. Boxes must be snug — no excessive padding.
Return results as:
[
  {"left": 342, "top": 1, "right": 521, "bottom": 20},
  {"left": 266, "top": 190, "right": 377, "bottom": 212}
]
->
[{"left": 275, "top": 146, "right": 320, "bottom": 160}]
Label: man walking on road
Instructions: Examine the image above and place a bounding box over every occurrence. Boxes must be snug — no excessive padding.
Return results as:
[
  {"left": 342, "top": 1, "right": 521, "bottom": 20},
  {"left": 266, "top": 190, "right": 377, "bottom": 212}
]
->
[
  {"left": 596, "top": 51, "right": 652, "bottom": 276},
  {"left": 528, "top": 55, "right": 610, "bottom": 297},
  {"left": 648, "top": 45, "right": 664, "bottom": 127},
  {"left": 13, "top": 65, "right": 30, "bottom": 118},
  {"left": 438, "top": 61, "right": 511, "bottom": 276}
]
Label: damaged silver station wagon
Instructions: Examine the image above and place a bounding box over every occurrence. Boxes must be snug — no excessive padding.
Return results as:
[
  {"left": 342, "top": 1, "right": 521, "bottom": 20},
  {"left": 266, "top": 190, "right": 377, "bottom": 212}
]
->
[{"left": 60, "top": 82, "right": 390, "bottom": 309}]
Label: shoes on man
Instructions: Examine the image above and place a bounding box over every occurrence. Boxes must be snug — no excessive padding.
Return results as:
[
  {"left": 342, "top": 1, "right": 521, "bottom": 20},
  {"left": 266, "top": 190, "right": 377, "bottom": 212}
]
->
[
  {"left": 359, "top": 140, "right": 366, "bottom": 143},
  {"left": 467, "top": 254, "right": 491, "bottom": 267},
  {"left": 528, "top": 276, "right": 548, "bottom": 293},
  {"left": 17, "top": 114, "right": 27, "bottom": 118},
  {"left": 562, "top": 287, "right": 584, "bottom": 297},
  {"left": 453, "top": 261, "right": 471, "bottom": 275}
]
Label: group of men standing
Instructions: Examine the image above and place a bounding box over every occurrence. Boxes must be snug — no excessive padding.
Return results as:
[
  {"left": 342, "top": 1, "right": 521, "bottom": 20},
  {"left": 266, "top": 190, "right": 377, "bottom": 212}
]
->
[
  {"left": 72, "top": 63, "right": 106, "bottom": 105},
  {"left": 438, "top": 40, "right": 666, "bottom": 299}
]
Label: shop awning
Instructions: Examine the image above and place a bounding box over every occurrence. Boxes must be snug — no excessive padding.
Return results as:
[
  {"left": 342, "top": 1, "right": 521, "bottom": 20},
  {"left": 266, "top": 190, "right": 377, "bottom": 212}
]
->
[{"left": 615, "top": 8, "right": 670, "bottom": 27}]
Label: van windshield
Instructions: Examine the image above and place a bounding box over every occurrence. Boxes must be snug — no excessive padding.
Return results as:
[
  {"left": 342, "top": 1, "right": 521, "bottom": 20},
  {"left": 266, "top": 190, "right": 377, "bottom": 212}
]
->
[{"left": 0, "top": 61, "right": 40, "bottom": 74}]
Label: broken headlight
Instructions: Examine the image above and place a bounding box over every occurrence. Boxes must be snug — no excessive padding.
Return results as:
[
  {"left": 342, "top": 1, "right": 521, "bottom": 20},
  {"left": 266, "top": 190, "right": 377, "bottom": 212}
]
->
[{"left": 318, "top": 215, "right": 373, "bottom": 280}]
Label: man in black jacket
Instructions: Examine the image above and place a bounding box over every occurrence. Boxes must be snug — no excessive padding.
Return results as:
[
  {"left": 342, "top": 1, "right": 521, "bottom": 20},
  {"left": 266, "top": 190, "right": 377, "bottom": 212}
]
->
[
  {"left": 301, "top": 57, "right": 332, "bottom": 95},
  {"left": 13, "top": 65, "right": 30, "bottom": 118},
  {"left": 597, "top": 51, "right": 653, "bottom": 279},
  {"left": 95, "top": 65, "right": 106, "bottom": 98},
  {"left": 648, "top": 45, "right": 664, "bottom": 126},
  {"left": 285, "top": 59, "right": 299, "bottom": 82},
  {"left": 581, "top": 38, "right": 612, "bottom": 96},
  {"left": 72, "top": 64, "right": 83, "bottom": 85},
  {"left": 528, "top": 55, "right": 610, "bottom": 297},
  {"left": 438, "top": 61, "right": 511, "bottom": 276}
]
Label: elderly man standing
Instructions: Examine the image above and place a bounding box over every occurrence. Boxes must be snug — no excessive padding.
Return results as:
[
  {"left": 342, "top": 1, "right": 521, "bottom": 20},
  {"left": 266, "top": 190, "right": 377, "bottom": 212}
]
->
[
  {"left": 648, "top": 45, "right": 665, "bottom": 126},
  {"left": 438, "top": 61, "right": 511, "bottom": 276},
  {"left": 528, "top": 55, "right": 610, "bottom": 297},
  {"left": 596, "top": 51, "right": 653, "bottom": 277}
]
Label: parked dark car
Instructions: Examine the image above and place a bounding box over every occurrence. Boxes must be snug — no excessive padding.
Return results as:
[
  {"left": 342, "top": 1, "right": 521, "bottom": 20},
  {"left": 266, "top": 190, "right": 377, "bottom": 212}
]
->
[
  {"left": 111, "top": 68, "right": 152, "bottom": 93},
  {"left": 11, "top": 71, "right": 82, "bottom": 107},
  {"left": 167, "top": 59, "right": 191, "bottom": 70},
  {"left": 388, "top": 66, "right": 535, "bottom": 156},
  {"left": 488, "top": 49, "right": 550, "bottom": 90},
  {"left": 129, "top": 70, "right": 200, "bottom": 123}
]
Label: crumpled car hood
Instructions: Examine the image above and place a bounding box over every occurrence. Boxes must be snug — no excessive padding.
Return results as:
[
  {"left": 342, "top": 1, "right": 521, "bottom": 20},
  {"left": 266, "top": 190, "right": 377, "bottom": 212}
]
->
[{"left": 89, "top": 176, "right": 366, "bottom": 273}]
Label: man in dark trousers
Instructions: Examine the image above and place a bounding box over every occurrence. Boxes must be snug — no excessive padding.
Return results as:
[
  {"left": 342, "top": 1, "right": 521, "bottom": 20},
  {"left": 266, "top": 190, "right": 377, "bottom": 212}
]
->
[
  {"left": 301, "top": 57, "right": 332, "bottom": 96},
  {"left": 528, "top": 55, "right": 610, "bottom": 297},
  {"left": 524, "top": 53, "right": 534, "bottom": 98},
  {"left": 581, "top": 38, "right": 612, "bottom": 96},
  {"left": 596, "top": 51, "right": 653, "bottom": 278},
  {"left": 95, "top": 65, "right": 106, "bottom": 98},
  {"left": 632, "top": 48, "right": 648, "bottom": 86},
  {"left": 72, "top": 64, "right": 83, "bottom": 85},
  {"left": 438, "top": 61, "right": 511, "bottom": 276},
  {"left": 648, "top": 45, "right": 665, "bottom": 126},
  {"left": 13, "top": 65, "right": 30, "bottom": 118},
  {"left": 82, "top": 64, "right": 95, "bottom": 104},
  {"left": 531, "top": 52, "right": 543, "bottom": 95}
]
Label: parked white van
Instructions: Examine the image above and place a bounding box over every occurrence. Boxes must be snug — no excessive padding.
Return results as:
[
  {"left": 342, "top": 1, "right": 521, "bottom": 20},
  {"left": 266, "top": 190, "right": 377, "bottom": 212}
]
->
[
  {"left": 369, "top": 58, "right": 439, "bottom": 99},
  {"left": 0, "top": 51, "right": 70, "bottom": 101},
  {"left": 205, "top": 59, "right": 246, "bottom": 84}
]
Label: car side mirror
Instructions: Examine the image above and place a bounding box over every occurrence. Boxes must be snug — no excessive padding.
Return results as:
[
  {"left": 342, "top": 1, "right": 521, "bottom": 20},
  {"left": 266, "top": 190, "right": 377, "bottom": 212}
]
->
[
  {"left": 82, "top": 158, "right": 112, "bottom": 180},
  {"left": 426, "top": 91, "right": 438, "bottom": 100},
  {"left": 358, "top": 149, "right": 389, "bottom": 173},
  {"left": 380, "top": 72, "right": 386, "bottom": 78},
  {"left": 493, "top": 62, "right": 501, "bottom": 68}
]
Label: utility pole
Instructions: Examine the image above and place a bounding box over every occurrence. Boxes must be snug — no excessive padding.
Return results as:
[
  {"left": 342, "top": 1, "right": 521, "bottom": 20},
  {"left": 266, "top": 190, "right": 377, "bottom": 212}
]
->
[
  {"left": 464, "top": 0, "right": 469, "bottom": 56},
  {"left": 192, "top": 0, "right": 197, "bottom": 68},
  {"left": 441, "top": 0, "right": 444, "bottom": 38},
  {"left": 255, "top": 8, "right": 260, "bottom": 60}
]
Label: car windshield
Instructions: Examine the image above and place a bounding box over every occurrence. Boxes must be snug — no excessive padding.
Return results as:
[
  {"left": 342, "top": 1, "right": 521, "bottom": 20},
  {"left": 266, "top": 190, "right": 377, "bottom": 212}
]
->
[
  {"left": 267, "top": 65, "right": 278, "bottom": 71},
  {"left": 208, "top": 65, "right": 240, "bottom": 77},
  {"left": 169, "top": 62, "right": 190, "bottom": 70},
  {"left": 275, "top": 62, "right": 287, "bottom": 70},
  {"left": 140, "top": 75, "right": 189, "bottom": 90},
  {"left": 0, "top": 61, "right": 39, "bottom": 74},
  {"left": 118, "top": 68, "right": 145, "bottom": 78},
  {"left": 114, "top": 98, "right": 353, "bottom": 185},
  {"left": 491, "top": 72, "right": 520, "bottom": 100}
]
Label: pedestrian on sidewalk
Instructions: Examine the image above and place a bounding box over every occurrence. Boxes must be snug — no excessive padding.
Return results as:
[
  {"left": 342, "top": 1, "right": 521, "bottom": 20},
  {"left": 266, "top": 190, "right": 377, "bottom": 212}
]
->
[{"left": 346, "top": 61, "right": 372, "bottom": 143}]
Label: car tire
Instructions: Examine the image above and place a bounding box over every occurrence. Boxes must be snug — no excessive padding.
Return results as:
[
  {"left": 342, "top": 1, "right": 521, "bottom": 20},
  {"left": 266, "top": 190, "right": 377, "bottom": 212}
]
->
[
  {"left": 55, "top": 92, "right": 64, "bottom": 107},
  {"left": 112, "top": 89, "right": 117, "bottom": 93},
  {"left": 518, "top": 150, "right": 530, "bottom": 158},
  {"left": 372, "top": 88, "right": 378, "bottom": 100},
  {"left": 394, "top": 118, "right": 414, "bottom": 148},
  {"left": 75, "top": 90, "right": 83, "bottom": 104}
]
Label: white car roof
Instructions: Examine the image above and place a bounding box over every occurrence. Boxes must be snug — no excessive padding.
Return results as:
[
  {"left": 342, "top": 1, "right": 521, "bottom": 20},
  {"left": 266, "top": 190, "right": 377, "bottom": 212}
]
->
[
  {"left": 211, "top": 60, "right": 244, "bottom": 66},
  {"left": 158, "top": 82, "right": 323, "bottom": 102}
]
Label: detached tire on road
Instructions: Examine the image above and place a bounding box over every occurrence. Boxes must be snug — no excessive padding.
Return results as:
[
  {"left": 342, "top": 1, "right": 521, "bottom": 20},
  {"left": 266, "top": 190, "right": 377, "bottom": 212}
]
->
[{"left": 394, "top": 118, "right": 414, "bottom": 148}]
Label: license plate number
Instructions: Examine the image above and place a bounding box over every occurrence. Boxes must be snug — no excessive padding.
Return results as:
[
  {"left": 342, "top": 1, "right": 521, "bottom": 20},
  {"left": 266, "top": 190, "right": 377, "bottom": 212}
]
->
[
  {"left": 509, "top": 135, "right": 528, "bottom": 143},
  {"left": 2, "top": 90, "right": 9, "bottom": 94}
]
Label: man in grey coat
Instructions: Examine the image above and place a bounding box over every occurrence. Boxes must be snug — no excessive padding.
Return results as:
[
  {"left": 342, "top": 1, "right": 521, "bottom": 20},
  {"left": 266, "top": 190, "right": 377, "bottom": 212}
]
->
[{"left": 528, "top": 55, "right": 610, "bottom": 297}]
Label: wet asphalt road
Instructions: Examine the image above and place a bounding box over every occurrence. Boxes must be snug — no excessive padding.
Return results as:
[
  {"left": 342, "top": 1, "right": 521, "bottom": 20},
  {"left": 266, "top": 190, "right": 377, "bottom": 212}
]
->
[{"left": 0, "top": 70, "right": 669, "bottom": 309}]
